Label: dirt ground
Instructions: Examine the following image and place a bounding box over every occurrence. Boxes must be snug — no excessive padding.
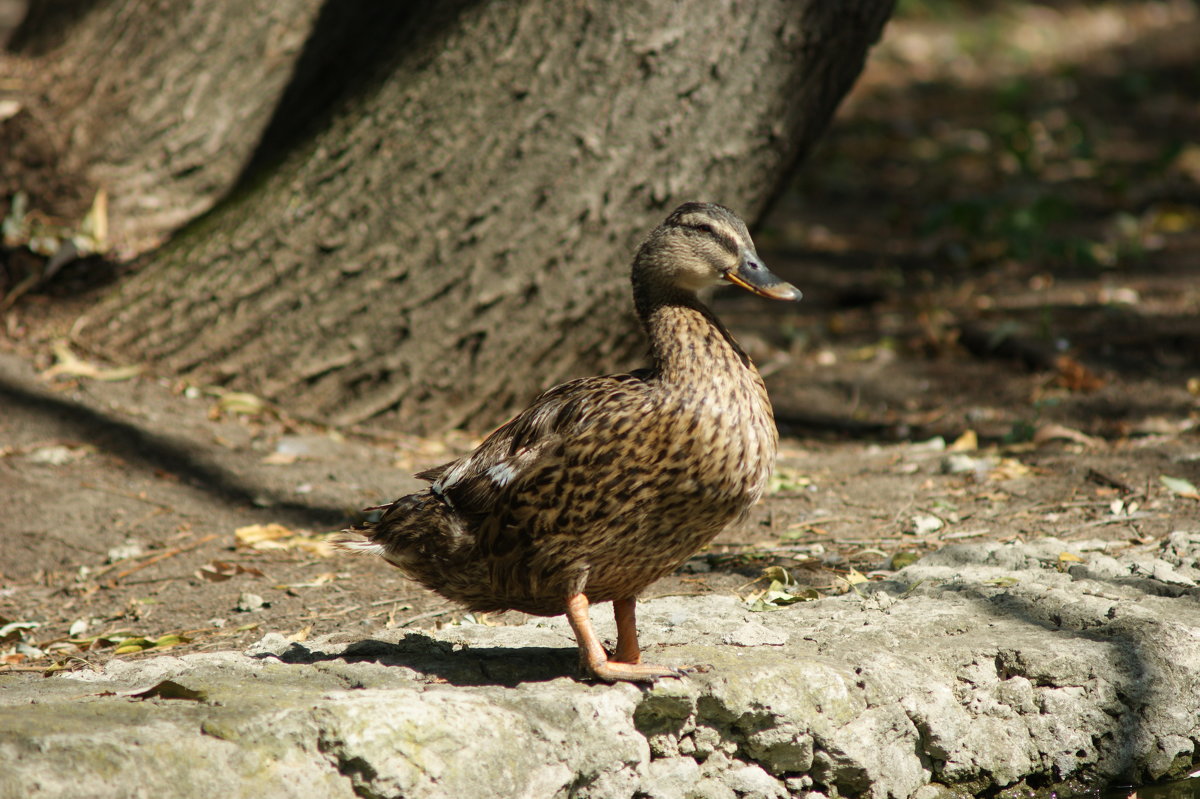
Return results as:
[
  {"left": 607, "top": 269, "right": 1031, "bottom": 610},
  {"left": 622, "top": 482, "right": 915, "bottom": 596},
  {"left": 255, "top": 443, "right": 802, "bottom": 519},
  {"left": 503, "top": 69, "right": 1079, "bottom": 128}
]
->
[{"left": 2, "top": 2, "right": 1199, "bottom": 673}]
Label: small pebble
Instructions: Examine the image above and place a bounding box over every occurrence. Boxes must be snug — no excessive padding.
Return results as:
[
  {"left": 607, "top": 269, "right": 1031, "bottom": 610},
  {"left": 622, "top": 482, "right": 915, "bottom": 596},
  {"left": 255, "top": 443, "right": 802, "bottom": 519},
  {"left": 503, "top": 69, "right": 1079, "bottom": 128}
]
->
[
  {"left": 27, "top": 445, "right": 84, "bottom": 465},
  {"left": 106, "top": 540, "right": 145, "bottom": 562},
  {"left": 236, "top": 593, "right": 267, "bottom": 613}
]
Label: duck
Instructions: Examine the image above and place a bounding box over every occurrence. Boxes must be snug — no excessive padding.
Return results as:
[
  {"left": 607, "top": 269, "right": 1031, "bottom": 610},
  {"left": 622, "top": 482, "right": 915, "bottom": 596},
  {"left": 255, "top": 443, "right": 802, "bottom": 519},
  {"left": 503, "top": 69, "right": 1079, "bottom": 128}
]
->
[{"left": 333, "top": 202, "right": 801, "bottom": 682}]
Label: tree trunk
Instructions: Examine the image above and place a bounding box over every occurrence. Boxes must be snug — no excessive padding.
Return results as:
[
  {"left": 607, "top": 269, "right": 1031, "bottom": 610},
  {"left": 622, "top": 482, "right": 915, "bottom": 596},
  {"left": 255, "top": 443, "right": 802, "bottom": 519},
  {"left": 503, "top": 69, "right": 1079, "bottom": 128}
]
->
[
  {"left": 79, "top": 0, "right": 894, "bottom": 433},
  {"left": 2, "top": 0, "right": 325, "bottom": 252}
]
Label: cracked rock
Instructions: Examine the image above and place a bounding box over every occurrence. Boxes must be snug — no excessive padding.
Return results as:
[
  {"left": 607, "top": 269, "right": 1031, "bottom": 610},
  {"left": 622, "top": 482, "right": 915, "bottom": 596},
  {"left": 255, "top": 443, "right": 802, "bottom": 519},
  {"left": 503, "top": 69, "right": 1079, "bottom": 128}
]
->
[{"left": 3, "top": 537, "right": 1200, "bottom": 798}]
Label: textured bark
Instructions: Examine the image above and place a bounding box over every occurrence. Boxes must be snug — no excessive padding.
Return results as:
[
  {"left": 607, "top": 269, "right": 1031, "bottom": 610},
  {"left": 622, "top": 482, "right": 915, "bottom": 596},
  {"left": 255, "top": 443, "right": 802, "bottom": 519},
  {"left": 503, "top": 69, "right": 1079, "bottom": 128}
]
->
[
  {"left": 3, "top": 0, "right": 324, "bottom": 251},
  {"left": 82, "top": 0, "right": 894, "bottom": 433}
]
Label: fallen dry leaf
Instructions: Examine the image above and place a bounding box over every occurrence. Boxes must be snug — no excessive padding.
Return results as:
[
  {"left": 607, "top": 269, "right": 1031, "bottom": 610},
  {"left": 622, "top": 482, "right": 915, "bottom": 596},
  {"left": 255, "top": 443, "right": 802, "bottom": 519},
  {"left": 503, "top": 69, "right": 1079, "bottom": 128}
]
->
[
  {"left": 125, "top": 679, "right": 206, "bottom": 702},
  {"left": 1054, "top": 355, "right": 1105, "bottom": 392},
  {"left": 287, "top": 625, "right": 312, "bottom": 643},
  {"left": 1033, "top": 424, "right": 1103, "bottom": 449},
  {"left": 948, "top": 430, "right": 978, "bottom": 452},
  {"left": 0, "top": 620, "right": 39, "bottom": 644},
  {"left": 39, "top": 340, "right": 142, "bottom": 382},
  {"left": 210, "top": 390, "right": 269, "bottom": 418},
  {"left": 235, "top": 523, "right": 296, "bottom": 546},
  {"left": 1160, "top": 475, "right": 1200, "bottom": 501},
  {"left": 844, "top": 567, "right": 869, "bottom": 585},
  {"left": 1057, "top": 551, "right": 1084, "bottom": 573},
  {"left": 1145, "top": 203, "right": 1200, "bottom": 234},
  {"left": 74, "top": 631, "right": 192, "bottom": 656},
  {"left": 991, "top": 458, "right": 1033, "bottom": 481},
  {"left": 197, "top": 560, "right": 266, "bottom": 582},
  {"left": 234, "top": 523, "right": 333, "bottom": 557},
  {"left": 1131, "top": 417, "right": 1195, "bottom": 436}
]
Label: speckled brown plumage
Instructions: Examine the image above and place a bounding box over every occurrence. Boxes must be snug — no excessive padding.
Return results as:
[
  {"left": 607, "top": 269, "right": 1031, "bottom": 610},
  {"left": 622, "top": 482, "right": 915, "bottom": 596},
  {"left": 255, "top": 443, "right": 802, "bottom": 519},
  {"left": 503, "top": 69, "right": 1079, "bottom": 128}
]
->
[{"left": 333, "top": 202, "right": 800, "bottom": 682}]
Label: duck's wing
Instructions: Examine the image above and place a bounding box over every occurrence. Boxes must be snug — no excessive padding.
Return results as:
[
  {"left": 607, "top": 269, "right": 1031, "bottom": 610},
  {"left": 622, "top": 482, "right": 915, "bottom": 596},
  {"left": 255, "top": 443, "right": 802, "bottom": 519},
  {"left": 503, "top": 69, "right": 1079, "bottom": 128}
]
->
[{"left": 418, "top": 370, "right": 654, "bottom": 525}]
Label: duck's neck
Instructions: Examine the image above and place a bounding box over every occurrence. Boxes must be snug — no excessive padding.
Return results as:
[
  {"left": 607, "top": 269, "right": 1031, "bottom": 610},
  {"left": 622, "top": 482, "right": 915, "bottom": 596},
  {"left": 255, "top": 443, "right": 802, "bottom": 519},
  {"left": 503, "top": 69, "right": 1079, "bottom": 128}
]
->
[{"left": 635, "top": 285, "right": 753, "bottom": 384}]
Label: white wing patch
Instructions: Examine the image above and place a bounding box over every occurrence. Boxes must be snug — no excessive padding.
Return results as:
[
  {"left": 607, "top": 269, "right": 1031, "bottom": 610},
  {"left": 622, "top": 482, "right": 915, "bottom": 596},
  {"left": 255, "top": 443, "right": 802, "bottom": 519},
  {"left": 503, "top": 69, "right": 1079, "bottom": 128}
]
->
[
  {"left": 434, "top": 460, "right": 470, "bottom": 492},
  {"left": 485, "top": 462, "right": 518, "bottom": 488}
]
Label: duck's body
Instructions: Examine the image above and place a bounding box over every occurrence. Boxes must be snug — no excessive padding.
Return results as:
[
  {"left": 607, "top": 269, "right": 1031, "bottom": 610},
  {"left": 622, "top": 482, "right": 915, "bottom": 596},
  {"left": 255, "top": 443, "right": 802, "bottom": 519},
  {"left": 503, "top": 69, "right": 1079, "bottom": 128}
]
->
[
  {"left": 334, "top": 202, "right": 799, "bottom": 681},
  {"left": 362, "top": 316, "right": 773, "bottom": 617}
]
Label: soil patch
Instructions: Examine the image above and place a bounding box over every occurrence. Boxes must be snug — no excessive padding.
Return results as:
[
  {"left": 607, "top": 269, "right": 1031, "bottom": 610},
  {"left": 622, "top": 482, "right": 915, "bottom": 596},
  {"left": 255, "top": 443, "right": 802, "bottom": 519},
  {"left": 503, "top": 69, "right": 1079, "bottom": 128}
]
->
[{"left": 3, "top": 1, "right": 1199, "bottom": 674}]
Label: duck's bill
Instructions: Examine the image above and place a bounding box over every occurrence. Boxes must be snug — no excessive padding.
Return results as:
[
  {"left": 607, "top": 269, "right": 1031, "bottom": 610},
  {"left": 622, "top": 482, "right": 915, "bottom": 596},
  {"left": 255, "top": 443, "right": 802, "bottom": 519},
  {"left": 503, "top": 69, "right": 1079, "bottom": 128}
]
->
[{"left": 724, "top": 262, "right": 802, "bottom": 302}]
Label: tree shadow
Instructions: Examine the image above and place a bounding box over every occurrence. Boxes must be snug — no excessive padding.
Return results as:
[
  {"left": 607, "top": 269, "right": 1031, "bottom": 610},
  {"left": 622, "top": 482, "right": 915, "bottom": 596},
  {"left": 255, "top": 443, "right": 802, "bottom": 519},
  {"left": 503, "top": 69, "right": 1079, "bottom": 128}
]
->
[{"left": 0, "top": 371, "right": 347, "bottom": 529}]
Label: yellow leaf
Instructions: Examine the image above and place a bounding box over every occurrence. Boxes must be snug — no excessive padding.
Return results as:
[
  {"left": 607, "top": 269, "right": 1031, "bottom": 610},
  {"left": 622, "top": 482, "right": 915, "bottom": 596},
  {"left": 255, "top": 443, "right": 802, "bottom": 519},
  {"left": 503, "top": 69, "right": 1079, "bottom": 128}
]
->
[
  {"left": 40, "top": 340, "right": 142, "bottom": 382},
  {"left": 152, "top": 634, "right": 190, "bottom": 649},
  {"left": 760, "top": 565, "right": 793, "bottom": 585},
  {"left": 948, "top": 430, "right": 978, "bottom": 452},
  {"left": 216, "top": 391, "right": 268, "bottom": 416},
  {"left": 235, "top": 523, "right": 334, "bottom": 556},
  {"left": 235, "top": 523, "right": 296, "bottom": 546},
  {"left": 287, "top": 626, "right": 312, "bottom": 643},
  {"left": 79, "top": 188, "right": 108, "bottom": 253},
  {"left": 1058, "top": 552, "right": 1083, "bottom": 563},
  {"left": 844, "top": 567, "right": 869, "bottom": 585},
  {"left": 1174, "top": 143, "right": 1200, "bottom": 182},
  {"left": 991, "top": 458, "right": 1032, "bottom": 481},
  {"left": 113, "top": 637, "right": 153, "bottom": 655},
  {"left": 1146, "top": 203, "right": 1200, "bottom": 234}
]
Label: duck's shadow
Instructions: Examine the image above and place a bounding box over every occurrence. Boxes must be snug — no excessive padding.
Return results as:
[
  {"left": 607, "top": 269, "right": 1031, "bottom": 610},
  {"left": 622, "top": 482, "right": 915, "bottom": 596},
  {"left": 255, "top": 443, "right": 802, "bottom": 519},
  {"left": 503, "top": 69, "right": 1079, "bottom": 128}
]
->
[{"left": 254, "top": 632, "right": 583, "bottom": 687}]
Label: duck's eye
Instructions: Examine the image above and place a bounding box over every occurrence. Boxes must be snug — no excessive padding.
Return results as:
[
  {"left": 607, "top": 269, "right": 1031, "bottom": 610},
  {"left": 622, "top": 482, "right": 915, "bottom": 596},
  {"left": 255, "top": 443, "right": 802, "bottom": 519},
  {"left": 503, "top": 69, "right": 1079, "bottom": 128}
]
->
[{"left": 691, "top": 223, "right": 716, "bottom": 236}]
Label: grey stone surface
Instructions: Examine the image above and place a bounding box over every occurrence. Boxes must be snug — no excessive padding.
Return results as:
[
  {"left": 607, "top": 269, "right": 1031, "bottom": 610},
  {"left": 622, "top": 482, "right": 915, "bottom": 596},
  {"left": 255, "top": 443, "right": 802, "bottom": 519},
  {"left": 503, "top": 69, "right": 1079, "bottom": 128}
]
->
[{"left": 4, "top": 533, "right": 1200, "bottom": 798}]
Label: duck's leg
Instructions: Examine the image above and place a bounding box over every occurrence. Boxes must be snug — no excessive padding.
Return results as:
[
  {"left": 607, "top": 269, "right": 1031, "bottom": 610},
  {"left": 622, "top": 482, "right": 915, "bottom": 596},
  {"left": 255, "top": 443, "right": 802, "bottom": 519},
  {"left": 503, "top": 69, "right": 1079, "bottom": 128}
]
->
[
  {"left": 611, "top": 597, "right": 643, "bottom": 664},
  {"left": 564, "top": 592, "right": 683, "bottom": 682}
]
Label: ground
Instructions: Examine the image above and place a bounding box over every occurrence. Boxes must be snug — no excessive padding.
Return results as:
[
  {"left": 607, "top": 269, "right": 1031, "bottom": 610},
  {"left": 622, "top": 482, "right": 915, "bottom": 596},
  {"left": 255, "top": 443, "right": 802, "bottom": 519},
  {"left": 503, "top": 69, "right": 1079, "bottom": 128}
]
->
[{"left": 2, "top": 1, "right": 1199, "bottom": 674}]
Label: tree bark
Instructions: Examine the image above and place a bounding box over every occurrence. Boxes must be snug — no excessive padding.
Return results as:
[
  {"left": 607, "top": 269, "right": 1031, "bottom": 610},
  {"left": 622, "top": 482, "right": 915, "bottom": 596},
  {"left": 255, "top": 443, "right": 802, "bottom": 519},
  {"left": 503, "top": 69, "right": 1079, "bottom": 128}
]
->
[
  {"left": 2, "top": 0, "right": 324, "bottom": 252},
  {"left": 80, "top": 0, "right": 894, "bottom": 433}
]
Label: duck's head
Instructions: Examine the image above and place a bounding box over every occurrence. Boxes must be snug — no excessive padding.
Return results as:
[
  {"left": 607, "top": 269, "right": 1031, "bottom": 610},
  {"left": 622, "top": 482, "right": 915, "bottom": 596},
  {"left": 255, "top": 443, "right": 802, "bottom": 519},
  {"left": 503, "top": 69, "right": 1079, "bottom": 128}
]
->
[{"left": 634, "top": 202, "right": 801, "bottom": 302}]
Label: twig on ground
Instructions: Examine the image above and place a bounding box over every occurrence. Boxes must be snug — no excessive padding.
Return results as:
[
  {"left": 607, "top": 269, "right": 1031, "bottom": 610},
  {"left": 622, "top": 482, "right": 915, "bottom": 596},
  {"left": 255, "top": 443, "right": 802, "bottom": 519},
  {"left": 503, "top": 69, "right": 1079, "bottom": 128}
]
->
[
  {"left": 368, "top": 597, "right": 410, "bottom": 607},
  {"left": 1064, "top": 512, "right": 1156, "bottom": 533},
  {"left": 80, "top": 482, "right": 176, "bottom": 510},
  {"left": 941, "top": 529, "right": 992, "bottom": 540},
  {"left": 102, "top": 534, "right": 220, "bottom": 585}
]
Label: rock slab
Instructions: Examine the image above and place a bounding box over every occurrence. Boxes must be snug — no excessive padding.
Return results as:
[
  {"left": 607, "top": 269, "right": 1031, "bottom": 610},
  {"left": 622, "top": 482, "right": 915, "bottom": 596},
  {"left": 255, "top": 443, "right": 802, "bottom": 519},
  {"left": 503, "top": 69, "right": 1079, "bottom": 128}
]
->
[{"left": 4, "top": 534, "right": 1200, "bottom": 799}]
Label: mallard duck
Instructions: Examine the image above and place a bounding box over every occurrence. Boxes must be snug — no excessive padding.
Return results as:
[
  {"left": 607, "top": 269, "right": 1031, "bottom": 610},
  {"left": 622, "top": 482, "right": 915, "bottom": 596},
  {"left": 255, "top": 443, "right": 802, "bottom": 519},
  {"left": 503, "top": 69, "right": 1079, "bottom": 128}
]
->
[{"left": 333, "top": 202, "right": 800, "bottom": 682}]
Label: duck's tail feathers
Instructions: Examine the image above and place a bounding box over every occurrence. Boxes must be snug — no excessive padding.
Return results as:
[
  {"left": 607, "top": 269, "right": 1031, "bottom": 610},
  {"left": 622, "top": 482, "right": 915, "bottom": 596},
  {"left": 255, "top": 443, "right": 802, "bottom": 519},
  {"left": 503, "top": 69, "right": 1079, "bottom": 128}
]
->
[{"left": 327, "top": 529, "right": 387, "bottom": 557}]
